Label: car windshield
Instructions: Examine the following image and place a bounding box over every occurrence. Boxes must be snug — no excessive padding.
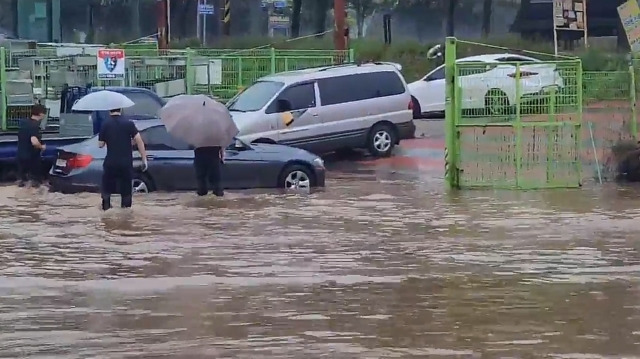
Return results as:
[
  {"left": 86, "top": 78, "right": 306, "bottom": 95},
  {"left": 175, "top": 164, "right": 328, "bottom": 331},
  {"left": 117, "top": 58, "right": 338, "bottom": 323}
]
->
[{"left": 227, "top": 81, "right": 284, "bottom": 112}]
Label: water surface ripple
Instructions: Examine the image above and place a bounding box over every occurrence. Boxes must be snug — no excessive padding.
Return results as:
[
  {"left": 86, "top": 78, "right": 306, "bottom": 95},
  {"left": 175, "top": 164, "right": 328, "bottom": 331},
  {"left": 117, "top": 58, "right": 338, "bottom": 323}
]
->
[{"left": 0, "top": 175, "right": 639, "bottom": 358}]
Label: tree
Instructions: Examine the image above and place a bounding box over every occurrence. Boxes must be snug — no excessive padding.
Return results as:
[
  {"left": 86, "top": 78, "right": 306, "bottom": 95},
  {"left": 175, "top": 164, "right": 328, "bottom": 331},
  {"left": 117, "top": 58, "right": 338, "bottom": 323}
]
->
[
  {"left": 348, "top": 0, "right": 375, "bottom": 38},
  {"left": 291, "top": 0, "right": 302, "bottom": 38},
  {"left": 482, "top": 0, "right": 492, "bottom": 37}
]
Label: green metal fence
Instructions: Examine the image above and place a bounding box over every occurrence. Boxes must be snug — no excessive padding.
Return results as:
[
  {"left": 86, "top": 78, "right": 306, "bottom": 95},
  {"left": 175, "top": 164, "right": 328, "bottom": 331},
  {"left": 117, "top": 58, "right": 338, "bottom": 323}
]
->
[
  {"left": 581, "top": 68, "right": 637, "bottom": 181},
  {"left": 0, "top": 46, "right": 353, "bottom": 131},
  {"left": 445, "top": 37, "right": 583, "bottom": 189}
]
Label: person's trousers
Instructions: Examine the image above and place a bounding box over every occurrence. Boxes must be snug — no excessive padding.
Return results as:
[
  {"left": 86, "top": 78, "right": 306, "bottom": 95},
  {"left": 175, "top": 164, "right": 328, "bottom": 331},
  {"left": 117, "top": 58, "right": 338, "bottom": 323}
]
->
[
  {"left": 101, "top": 163, "right": 133, "bottom": 210},
  {"left": 194, "top": 156, "right": 223, "bottom": 197},
  {"left": 17, "top": 157, "right": 42, "bottom": 186}
]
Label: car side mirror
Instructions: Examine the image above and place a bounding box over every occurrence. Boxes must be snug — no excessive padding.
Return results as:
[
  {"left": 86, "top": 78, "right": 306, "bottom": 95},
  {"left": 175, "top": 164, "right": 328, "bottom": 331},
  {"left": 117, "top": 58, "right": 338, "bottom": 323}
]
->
[{"left": 276, "top": 99, "right": 293, "bottom": 113}]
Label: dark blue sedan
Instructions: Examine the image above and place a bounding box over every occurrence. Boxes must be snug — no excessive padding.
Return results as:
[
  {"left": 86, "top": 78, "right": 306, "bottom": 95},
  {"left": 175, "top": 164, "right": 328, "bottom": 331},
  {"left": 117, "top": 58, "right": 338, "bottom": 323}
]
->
[{"left": 49, "top": 120, "right": 326, "bottom": 194}]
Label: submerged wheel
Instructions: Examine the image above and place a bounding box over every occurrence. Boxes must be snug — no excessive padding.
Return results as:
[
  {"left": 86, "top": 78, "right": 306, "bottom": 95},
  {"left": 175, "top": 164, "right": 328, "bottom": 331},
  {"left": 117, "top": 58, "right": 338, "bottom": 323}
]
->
[
  {"left": 279, "top": 164, "right": 314, "bottom": 191},
  {"left": 484, "top": 89, "right": 510, "bottom": 116},
  {"left": 132, "top": 173, "right": 154, "bottom": 194}
]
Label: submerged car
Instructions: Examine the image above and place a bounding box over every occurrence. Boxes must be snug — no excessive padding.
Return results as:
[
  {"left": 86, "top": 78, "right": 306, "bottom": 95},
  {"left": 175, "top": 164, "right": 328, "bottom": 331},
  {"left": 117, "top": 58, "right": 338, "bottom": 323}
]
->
[{"left": 49, "top": 120, "right": 326, "bottom": 194}]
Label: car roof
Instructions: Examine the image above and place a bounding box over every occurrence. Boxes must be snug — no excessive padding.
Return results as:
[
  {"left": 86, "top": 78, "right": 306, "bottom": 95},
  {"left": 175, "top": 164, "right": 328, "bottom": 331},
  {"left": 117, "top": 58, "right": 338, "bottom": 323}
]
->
[
  {"left": 89, "top": 86, "right": 154, "bottom": 94},
  {"left": 457, "top": 53, "right": 539, "bottom": 63},
  {"left": 132, "top": 119, "right": 163, "bottom": 130},
  {"left": 259, "top": 63, "right": 404, "bottom": 85}
]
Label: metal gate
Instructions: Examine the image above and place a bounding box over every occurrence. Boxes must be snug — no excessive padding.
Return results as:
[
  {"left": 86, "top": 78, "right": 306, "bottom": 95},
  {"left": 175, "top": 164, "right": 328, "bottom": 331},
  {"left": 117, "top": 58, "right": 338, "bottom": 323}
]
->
[{"left": 444, "top": 37, "right": 583, "bottom": 189}]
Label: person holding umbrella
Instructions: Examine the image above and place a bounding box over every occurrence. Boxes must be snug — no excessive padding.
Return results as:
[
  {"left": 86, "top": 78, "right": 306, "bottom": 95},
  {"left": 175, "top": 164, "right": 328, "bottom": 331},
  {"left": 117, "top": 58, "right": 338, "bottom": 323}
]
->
[
  {"left": 159, "top": 95, "right": 238, "bottom": 197},
  {"left": 194, "top": 145, "right": 225, "bottom": 197},
  {"left": 72, "top": 90, "right": 149, "bottom": 210},
  {"left": 98, "top": 108, "right": 148, "bottom": 209}
]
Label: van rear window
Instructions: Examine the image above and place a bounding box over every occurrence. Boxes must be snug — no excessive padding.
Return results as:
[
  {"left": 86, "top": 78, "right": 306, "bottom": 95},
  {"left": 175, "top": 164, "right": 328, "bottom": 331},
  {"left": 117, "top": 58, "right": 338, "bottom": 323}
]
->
[{"left": 317, "top": 71, "right": 405, "bottom": 106}]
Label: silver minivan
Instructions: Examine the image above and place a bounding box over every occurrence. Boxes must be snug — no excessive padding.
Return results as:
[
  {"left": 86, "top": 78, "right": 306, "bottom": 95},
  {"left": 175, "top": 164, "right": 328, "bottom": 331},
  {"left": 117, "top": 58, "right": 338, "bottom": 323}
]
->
[{"left": 226, "top": 63, "right": 416, "bottom": 157}]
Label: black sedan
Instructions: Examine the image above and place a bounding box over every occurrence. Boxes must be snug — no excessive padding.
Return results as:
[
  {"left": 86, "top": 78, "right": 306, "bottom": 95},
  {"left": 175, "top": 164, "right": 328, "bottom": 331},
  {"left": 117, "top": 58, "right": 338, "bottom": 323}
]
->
[{"left": 49, "top": 120, "right": 326, "bottom": 194}]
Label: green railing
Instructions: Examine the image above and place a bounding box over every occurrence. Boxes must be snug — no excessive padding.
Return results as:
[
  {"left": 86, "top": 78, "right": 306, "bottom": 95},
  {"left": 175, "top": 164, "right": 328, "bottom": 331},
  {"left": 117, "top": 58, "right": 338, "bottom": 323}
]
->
[
  {"left": 445, "top": 37, "right": 584, "bottom": 189},
  {"left": 0, "top": 46, "right": 354, "bottom": 131}
]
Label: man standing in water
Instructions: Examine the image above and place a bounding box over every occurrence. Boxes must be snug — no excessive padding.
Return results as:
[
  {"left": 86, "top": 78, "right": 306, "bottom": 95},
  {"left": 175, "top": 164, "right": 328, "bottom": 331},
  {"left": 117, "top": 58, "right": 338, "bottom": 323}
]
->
[
  {"left": 16, "top": 104, "right": 47, "bottom": 188},
  {"left": 98, "top": 109, "right": 148, "bottom": 210},
  {"left": 194, "top": 146, "right": 224, "bottom": 197}
]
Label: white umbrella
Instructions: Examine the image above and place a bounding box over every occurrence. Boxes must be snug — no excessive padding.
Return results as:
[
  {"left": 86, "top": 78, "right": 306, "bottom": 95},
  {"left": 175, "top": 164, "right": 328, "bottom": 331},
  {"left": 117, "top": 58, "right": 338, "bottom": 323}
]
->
[
  {"left": 71, "top": 90, "right": 135, "bottom": 111},
  {"left": 159, "top": 94, "right": 238, "bottom": 148}
]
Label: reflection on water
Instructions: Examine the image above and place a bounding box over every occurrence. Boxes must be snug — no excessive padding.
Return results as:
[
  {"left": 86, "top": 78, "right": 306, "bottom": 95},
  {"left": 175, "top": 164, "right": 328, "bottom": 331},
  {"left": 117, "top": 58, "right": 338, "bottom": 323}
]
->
[{"left": 0, "top": 172, "right": 639, "bottom": 358}]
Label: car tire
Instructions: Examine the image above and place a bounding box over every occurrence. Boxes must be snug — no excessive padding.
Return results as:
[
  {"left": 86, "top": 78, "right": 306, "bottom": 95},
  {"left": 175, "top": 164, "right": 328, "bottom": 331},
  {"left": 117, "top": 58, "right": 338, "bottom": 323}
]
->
[
  {"left": 367, "top": 123, "right": 397, "bottom": 158},
  {"left": 411, "top": 96, "right": 422, "bottom": 119},
  {"left": 132, "top": 173, "right": 154, "bottom": 194},
  {"left": 484, "top": 89, "right": 511, "bottom": 116},
  {"left": 279, "top": 164, "right": 315, "bottom": 191}
]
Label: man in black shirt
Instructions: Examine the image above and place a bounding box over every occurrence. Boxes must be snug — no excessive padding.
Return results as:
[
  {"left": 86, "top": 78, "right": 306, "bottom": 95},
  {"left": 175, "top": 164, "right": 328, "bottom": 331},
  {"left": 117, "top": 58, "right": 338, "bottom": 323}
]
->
[
  {"left": 16, "top": 104, "right": 47, "bottom": 188},
  {"left": 98, "top": 109, "right": 148, "bottom": 210},
  {"left": 194, "top": 146, "right": 224, "bottom": 197}
]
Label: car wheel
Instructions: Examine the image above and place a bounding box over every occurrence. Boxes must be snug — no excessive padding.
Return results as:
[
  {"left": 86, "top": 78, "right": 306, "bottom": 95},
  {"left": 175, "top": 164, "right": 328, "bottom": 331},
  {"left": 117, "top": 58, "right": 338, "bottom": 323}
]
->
[
  {"left": 279, "top": 164, "right": 314, "bottom": 191},
  {"left": 411, "top": 96, "right": 422, "bottom": 119},
  {"left": 132, "top": 173, "right": 154, "bottom": 194},
  {"left": 484, "top": 89, "right": 511, "bottom": 116},
  {"left": 368, "top": 123, "right": 397, "bottom": 157}
]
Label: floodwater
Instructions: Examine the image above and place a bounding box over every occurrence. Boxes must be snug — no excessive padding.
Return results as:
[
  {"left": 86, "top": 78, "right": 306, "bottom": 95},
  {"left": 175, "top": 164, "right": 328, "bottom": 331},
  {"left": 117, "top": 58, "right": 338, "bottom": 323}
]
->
[{"left": 1, "top": 156, "right": 640, "bottom": 358}]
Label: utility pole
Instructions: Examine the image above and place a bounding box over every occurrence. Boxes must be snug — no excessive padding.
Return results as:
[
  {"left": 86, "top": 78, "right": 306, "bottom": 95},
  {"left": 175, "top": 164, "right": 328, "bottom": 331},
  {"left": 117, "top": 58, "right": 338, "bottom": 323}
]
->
[
  {"left": 334, "top": 0, "right": 346, "bottom": 51},
  {"left": 156, "top": 0, "right": 169, "bottom": 49}
]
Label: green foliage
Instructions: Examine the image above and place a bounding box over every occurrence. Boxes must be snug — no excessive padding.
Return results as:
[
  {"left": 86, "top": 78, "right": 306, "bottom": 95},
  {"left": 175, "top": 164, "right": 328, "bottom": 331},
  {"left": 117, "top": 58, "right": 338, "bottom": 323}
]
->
[{"left": 169, "top": 35, "right": 630, "bottom": 82}]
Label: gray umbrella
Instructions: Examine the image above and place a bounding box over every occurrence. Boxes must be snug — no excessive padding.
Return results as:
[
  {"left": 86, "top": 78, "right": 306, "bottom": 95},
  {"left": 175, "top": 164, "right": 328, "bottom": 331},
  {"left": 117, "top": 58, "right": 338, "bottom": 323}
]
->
[{"left": 159, "top": 94, "right": 238, "bottom": 148}]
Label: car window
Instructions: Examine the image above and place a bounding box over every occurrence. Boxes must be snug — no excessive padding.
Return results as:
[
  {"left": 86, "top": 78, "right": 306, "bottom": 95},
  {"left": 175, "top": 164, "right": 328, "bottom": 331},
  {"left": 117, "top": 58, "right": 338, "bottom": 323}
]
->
[
  {"left": 227, "top": 81, "right": 284, "bottom": 112},
  {"left": 121, "top": 93, "right": 162, "bottom": 117},
  {"left": 317, "top": 71, "right": 405, "bottom": 106},
  {"left": 140, "top": 125, "right": 191, "bottom": 151},
  {"left": 266, "top": 82, "right": 316, "bottom": 114},
  {"left": 425, "top": 66, "right": 445, "bottom": 81}
]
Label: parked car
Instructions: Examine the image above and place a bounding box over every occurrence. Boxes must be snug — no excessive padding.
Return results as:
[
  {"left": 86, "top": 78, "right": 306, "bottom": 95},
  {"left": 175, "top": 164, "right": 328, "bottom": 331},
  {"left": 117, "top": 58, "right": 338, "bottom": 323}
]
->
[
  {"left": 48, "top": 120, "right": 326, "bottom": 194},
  {"left": 408, "top": 53, "right": 565, "bottom": 118},
  {"left": 226, "top": 62, "right": 416, "bottom": 157}
]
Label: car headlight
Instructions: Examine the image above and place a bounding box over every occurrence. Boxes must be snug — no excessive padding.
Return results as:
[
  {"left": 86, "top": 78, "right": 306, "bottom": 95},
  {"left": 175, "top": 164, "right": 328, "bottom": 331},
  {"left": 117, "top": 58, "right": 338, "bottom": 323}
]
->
[{"left": 313, "top": 157, "right": 324, "bottom": 168}]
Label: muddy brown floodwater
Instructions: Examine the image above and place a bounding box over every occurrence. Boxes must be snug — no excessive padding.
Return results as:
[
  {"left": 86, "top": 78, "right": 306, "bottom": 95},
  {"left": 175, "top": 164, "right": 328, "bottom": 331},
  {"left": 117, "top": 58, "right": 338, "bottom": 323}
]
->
[{"left": 0, "top": 165, "right": 639, "bottom": 358}]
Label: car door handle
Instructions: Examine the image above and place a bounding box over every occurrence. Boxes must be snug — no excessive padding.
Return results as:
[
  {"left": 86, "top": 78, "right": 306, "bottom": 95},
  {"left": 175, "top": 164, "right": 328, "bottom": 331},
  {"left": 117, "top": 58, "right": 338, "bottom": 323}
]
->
[{"left": 311, "top": 113, "right": 319, "bottom": 117}]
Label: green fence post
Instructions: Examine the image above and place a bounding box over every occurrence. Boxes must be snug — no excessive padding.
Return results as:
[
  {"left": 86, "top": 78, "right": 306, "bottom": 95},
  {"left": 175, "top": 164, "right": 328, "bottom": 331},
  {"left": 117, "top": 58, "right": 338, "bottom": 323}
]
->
[
  {"left": 630, "top": 63, "right": 637, "bottom": 139},
  {"left": 444, "top": 37, "right": 457, "bottom": 189},
  {"left": 546, "top": 87, "right": 556, "bottom": 184},
  {"left": 270, "top": 47, "right": 276, "bottom": 74},
  {"left": 0, "top": 47, "right": 6, "bottom": 131},
  {"left": 238, "top": 57, "right": 243, "bottom": 90},
  {"left": 349, "top": 48, "right": 355, "bottom": 63},
  {"left": 185, "top": 47, "right": 194, "bottom": 95},
  {"left": 576, "top": 59, "right": 583, "bottom": 184},
  {"left": 514, "top": 63, "right": 523, "bottom": 188}
]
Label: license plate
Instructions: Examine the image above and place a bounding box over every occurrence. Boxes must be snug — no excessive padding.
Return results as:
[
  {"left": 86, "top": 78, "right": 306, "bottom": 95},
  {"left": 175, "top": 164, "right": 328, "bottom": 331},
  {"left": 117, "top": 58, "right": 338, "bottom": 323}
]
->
[{"left": 56, "top": 159, "right": 67, "bottom": 167}]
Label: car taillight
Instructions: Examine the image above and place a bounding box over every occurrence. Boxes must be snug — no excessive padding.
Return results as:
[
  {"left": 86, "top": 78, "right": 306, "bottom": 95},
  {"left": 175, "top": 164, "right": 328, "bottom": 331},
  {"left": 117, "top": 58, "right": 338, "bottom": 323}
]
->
[
  {"left": 408, "top": 100, "right": 414, "bottom": 110},
  {"left": 508, "top": 71, "right": 538, "bottom": 78},
  {"left": 68, "top": 154, "right": 93, "bottom": 169}
]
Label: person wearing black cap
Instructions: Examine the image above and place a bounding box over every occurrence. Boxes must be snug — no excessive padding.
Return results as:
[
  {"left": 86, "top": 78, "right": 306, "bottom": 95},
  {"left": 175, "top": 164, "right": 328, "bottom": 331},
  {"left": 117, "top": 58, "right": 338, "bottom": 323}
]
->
[{"left": 98, "top": 108, "right": 148, "bottom": 210}]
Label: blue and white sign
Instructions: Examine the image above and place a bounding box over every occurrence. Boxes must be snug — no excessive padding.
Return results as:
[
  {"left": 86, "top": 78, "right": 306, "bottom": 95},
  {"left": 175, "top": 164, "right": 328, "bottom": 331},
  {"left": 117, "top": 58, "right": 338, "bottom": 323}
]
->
[
  {"left": 198, "top": 4, "right": 215, "bottom": 15},
  {"left": 274, "top": 1, "right": 286, "bottom": 8}
]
